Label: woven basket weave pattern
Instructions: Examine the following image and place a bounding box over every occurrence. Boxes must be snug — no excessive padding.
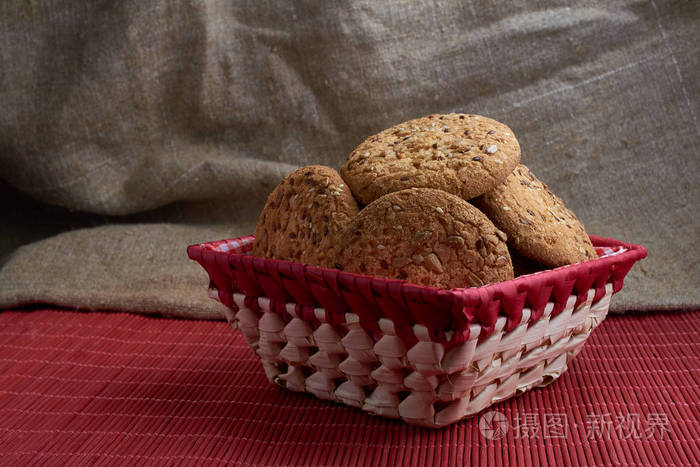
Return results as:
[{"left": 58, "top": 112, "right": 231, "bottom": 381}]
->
[
  {"left": 227, "top": 285, "right": 610, "bottom": 427},
  {"left": 189, "top": 235, "right": 645, "bottom": 427}
]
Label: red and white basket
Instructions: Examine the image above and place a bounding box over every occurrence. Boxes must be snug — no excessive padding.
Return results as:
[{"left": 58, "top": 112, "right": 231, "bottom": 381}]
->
[{"left": 188, "top": 235, "right": 646, "bottom": 428}]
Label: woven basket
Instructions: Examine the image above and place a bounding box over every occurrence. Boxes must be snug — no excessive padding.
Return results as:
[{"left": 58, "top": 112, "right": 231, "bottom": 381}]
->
[{"left": 188, "top": 235, "right": 646, "bottom": 428}]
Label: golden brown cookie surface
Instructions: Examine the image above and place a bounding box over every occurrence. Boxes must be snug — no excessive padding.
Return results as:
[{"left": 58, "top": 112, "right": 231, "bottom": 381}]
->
[
  {"left": 331, "top": 188, "right": 513, "bottom": 289},
  {"left": 340, "top": 114, "right": 520, "bottom": 204},
  {"left": 253, "top": 166, "right": 360, "bottom": 265},
  {"left": 474, "top": 164, "right": 597, "bottom": 267}
]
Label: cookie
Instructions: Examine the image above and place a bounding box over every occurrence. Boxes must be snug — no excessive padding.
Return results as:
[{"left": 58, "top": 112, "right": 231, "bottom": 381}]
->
[
  {"left": 330, "top": 188, "right": 514, "bottom": 289},
  {"left": 473, "top": 164, "right": 597, "bottom": 267},
  {"left": 340, "top": 114, "right": 521, "bottom": 205},
  {"left": 253, "top": 165, "right": 360, "bottom": 265}
]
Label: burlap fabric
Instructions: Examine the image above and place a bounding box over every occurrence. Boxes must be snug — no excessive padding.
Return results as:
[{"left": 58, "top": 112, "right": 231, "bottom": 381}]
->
[{"left": 1, "top": 1, "right": 698, "bottom": 318}]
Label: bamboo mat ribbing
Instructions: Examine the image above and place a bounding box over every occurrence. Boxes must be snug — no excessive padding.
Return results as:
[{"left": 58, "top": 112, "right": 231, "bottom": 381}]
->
[{"left": 0, "top": 309, "right": 698, "bottom": 466}]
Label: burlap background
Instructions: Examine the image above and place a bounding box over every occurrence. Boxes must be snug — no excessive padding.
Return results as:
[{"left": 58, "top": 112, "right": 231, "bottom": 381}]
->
[{"left": 1, "top": 1, "right": 698, "bottom": 318}]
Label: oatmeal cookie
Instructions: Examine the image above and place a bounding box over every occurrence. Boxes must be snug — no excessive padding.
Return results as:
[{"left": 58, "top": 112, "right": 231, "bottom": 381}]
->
[
  {"left": 254, "top": 166, "right": 360, "bottom": 264},
  {"left": 341, "top": 114, "right": 520, "bottom": 204},
  {"left": 473, "top": 164, "right": 597, "bottom": 267},
  {"left": 331, "top": 188, "right": 513, "bottom": 288}
]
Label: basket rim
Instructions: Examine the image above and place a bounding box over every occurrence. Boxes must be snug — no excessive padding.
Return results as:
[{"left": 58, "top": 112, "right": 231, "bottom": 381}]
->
[
  {"left": 188, "top": 234, "right": 646, "bottom": 344},
  {"left": 187, "top": 234, "right": 646, "bottom": 297}
]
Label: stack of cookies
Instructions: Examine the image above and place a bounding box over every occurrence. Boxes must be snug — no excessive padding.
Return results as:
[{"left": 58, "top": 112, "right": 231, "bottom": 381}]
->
[{"left": 253, "top": 114, "right": 596, "bottom": 289}]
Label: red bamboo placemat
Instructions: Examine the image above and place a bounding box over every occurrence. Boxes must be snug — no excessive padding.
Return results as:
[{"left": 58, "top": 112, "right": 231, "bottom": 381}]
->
[{"left": 0, "top": 309, "right": 697, "bottom": 465}]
